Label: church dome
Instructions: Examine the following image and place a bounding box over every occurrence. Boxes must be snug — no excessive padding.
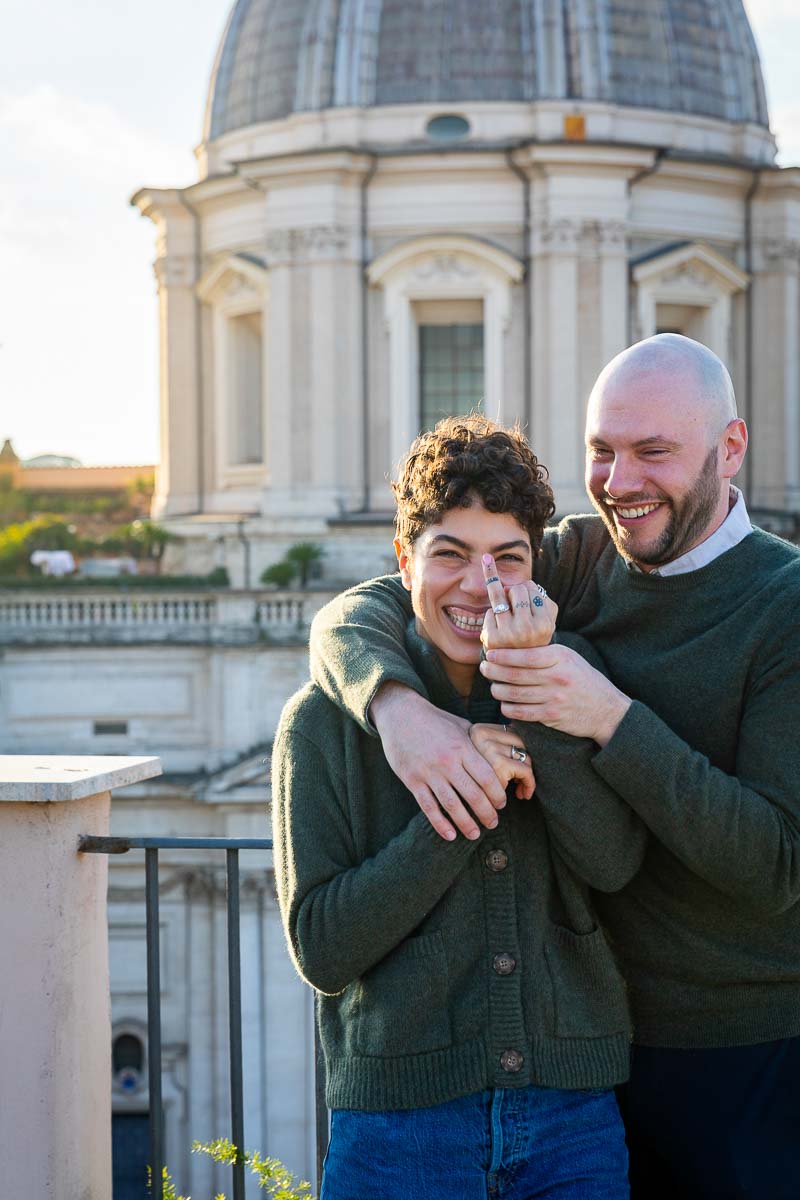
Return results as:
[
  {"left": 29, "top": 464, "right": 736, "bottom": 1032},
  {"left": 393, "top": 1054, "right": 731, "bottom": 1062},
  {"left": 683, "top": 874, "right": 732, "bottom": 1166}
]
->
[{"left": 205, "top": 0, "right": 768, "bottom": 142}]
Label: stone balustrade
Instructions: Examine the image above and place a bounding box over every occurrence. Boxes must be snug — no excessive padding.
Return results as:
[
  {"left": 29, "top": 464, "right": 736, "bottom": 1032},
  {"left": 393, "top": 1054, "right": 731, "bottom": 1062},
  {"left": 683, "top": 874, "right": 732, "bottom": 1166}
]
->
[{"left": 0, "top": 587, "right": 340, "bottom": 645}]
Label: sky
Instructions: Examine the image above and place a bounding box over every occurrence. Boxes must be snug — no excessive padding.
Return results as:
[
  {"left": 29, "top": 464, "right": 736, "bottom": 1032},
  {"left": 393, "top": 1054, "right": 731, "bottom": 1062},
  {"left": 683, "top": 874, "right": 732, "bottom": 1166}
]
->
[{"left": 2, "top": 1, "right": 798, "bottom": 467}]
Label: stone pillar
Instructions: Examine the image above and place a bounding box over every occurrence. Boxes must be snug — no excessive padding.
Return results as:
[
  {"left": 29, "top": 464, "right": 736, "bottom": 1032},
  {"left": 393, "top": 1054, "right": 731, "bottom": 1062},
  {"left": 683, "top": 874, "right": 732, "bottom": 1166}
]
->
[
  {"left": 154, "top": 249, "right": 201, "bottom": 517},
  {"left": 596, "top": 221, "right": 629, "bottom": 366},
  {"left": 525, "top": 144, "right": 655, "bottom": 513},
  {"left": 263, "top": 233, "right": 296, "bottom": 510},
  {"left": 532, "top": 218, "right": 584, "bottom": 513},
  {"left": 750, "top": 236, "right": 800, "bottom": 508},
  {"left": 0, "top": 755, "right": 161, "bottom": 1199},
  {"left": 132, "top": 191, "right": 200, "bottom": 519},
  {"left": 264, "top": 225, "right": 361, "bottom": 518}
]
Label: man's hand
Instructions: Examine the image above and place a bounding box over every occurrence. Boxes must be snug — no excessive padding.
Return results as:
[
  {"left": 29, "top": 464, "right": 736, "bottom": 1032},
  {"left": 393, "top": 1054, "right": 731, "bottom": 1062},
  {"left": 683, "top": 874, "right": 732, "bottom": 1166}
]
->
[
  {"left": 369, "top": 683, "right": 508, "bottom": 840},
  {"left": 469, "top": 723, "right": 536, "bottom": 800},
  {"left": 480, "top": 644, "right": 632, "bottom": 746}
]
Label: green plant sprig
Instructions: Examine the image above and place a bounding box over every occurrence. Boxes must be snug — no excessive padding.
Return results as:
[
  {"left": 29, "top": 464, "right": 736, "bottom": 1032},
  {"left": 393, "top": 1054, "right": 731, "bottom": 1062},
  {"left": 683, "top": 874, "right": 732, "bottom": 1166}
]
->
[{"left": 149, "top": 1139, "right": 314, "bottom": 1199}]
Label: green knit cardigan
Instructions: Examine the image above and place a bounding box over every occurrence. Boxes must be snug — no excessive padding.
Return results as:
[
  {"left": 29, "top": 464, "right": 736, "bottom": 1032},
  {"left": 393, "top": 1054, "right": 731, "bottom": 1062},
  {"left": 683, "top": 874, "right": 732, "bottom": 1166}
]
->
[{"left": 273, "top": 623, "right": 643, "bottom": 1111}]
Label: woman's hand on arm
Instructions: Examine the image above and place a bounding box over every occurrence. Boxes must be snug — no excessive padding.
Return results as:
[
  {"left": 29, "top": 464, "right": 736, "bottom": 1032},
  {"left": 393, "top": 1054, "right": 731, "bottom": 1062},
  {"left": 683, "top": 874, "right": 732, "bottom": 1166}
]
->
[{"left": 468, "top": 723, "right": 536, "bottom": 800}]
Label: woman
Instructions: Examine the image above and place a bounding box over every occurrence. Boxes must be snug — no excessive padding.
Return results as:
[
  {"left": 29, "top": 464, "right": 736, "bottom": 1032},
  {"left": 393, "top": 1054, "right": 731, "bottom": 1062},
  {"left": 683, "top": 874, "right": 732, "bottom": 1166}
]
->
[{"left": 272, "top": 415, "right": 642, "bottom": 1199}]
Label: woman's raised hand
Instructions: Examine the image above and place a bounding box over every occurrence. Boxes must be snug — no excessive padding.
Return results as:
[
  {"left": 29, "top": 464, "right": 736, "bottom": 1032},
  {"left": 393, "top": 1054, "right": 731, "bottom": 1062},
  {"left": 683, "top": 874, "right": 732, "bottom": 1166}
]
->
[{"left": 480, "top": 553, "right": 557, "bottom": 651}]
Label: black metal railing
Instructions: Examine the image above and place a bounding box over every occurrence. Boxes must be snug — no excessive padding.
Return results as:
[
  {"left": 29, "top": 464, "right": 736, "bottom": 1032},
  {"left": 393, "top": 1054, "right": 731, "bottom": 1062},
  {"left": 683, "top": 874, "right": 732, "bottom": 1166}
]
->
[{"left": 79, "top": 835, "right": 327, "bottom": 1200}]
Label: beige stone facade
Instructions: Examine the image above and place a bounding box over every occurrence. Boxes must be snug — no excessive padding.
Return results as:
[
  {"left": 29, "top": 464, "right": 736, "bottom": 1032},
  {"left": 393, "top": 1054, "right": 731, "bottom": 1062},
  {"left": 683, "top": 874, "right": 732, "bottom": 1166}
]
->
[{"left": 136, "top": 91, "right": 800, "bottom": 584}]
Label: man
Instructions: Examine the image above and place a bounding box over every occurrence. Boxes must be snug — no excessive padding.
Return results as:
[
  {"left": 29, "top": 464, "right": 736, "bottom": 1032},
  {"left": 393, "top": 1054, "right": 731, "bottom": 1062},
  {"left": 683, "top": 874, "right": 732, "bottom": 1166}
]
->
[{"left": 309, "top": 334, "right": 800, "bottom": 1198}]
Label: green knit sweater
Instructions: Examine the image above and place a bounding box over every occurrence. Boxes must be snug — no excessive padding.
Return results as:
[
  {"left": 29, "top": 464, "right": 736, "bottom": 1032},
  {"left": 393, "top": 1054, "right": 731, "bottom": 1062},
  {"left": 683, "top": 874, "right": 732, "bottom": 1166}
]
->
[
  {"left": 309, "top": 517, "right": 800, "bottom": 1049},
  {"left": 273, "top": 623, "right": 642, "bottom": 1111}
]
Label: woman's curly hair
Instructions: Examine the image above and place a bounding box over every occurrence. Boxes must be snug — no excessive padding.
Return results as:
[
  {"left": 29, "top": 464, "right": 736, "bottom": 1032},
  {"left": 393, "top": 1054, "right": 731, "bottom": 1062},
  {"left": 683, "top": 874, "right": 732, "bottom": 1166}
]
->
[{"left": 392, "top": 414, "right": 555, "bottom": 551}]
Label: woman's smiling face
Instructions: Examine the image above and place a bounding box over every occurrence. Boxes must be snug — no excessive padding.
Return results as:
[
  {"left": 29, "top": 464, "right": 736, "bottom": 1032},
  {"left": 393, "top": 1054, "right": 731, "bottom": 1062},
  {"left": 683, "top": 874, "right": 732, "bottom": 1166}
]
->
[{"left": 395, "top": 498, "right": 533, "bottom": 696}]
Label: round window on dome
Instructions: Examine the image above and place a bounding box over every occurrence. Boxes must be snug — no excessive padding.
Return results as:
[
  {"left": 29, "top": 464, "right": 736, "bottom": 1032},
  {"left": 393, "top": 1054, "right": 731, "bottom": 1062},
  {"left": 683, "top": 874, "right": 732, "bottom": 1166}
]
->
[{"left": 426, "top": 114, "right": 470, "bottom": 141}]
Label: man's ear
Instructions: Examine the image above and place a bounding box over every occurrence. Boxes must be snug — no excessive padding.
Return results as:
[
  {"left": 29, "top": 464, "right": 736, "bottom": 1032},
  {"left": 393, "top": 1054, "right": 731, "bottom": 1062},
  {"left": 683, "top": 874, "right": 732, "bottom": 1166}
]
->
[
  {"left": 394, "top": 537, "right": 413, "bottom": 591},
  {"left": 721, "top": 417, "right": 748, "bottom": 480}
]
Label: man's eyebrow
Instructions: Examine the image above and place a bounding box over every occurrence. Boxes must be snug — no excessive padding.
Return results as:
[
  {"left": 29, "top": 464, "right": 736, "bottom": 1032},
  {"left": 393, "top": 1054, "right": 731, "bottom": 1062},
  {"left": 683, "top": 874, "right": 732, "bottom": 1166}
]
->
[
  {"left": 633, "top": 436, "right": 682, "bottom": 450},
  {"left": 428, "top": 534, "right": 530, "bottom": 553},
  {"left": 586, "top": 435, "right": 682, "bottom": 450}
]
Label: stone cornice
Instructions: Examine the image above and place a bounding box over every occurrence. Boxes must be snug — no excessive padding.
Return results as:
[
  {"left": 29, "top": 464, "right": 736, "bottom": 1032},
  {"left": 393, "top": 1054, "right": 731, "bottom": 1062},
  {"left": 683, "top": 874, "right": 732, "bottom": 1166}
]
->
[
  {"left": 130, "top": 188, "right": 194, "bottom": 223},
  {"left": 525, "top": 143, "right": 656, "bottom": 176},
  {"left": 632, "top": 240, "right": 749, "bottom": 293},
  {"left": 368, "top": 233, "right": 523, "bottom": 287}
]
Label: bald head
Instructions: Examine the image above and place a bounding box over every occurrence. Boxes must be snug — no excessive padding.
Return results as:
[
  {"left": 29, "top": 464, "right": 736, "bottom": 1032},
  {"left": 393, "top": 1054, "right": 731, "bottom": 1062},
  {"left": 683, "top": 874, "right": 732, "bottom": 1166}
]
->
[
  {"left": 588, "top": 334, "right": 737, "bottom": 438},
  {"left": 584, "top": 334, "right": 748, "bottom": 569}
]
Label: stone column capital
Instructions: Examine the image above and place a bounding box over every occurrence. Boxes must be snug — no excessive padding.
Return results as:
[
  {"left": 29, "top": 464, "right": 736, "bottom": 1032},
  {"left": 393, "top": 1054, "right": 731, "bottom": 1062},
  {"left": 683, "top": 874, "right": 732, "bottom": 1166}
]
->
[
  {"left": 533, "top": 218, "right": 626, "bottom": 256},
  {"left": 533, "top": 217, "right": 581, "bottom": 254},
  {"left": 154, "top": 254, "right": 197, "bottom": 290},
  {"left": 265, "top": 225, "right": 354, "bottom": 265},
  {"left": 756, "top": 237, "right": 800, "bottom": 272}
]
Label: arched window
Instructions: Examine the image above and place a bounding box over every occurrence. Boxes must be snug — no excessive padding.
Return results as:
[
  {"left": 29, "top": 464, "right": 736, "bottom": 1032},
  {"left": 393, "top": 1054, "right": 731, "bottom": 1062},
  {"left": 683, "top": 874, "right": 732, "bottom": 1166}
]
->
[
  {"left": 112, "top": 1031, "right": 145, "bottom": 1095},
  {"left": 197, "top": 254, "right": 270, "bottom": 487},
  {"left": 368, "top": 236, "right": 523, "bottom": 465}
]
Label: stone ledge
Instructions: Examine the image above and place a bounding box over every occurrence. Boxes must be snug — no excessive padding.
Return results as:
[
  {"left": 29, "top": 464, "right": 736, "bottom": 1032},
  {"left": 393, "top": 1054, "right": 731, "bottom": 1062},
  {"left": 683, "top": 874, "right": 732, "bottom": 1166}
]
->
[{"left": 0, "top": 755, "right": 162, "bottom": 803}]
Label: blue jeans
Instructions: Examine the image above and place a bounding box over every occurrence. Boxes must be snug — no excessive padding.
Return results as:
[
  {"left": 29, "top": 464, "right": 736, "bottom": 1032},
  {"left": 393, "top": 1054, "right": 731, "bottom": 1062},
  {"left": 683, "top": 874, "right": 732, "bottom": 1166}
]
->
[{"left": 321, "top": 1085, "right": 629, "bottom": 1199}]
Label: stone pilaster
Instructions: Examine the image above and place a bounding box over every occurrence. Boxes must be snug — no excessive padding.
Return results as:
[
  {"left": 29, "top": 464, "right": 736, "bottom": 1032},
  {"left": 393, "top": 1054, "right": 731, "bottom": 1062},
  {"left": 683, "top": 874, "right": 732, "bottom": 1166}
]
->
[
  {"left": 530, "top": 218, "right": 586, "bottom": 512},
  {"left": 750, "top": 236, "right": 800, "bottom": 507},
  {"left": 264, "top": 224, "right": 362, "bottom": 517},
  {"left": 133, "top": 190, "right": 201, "bottom": 518}
]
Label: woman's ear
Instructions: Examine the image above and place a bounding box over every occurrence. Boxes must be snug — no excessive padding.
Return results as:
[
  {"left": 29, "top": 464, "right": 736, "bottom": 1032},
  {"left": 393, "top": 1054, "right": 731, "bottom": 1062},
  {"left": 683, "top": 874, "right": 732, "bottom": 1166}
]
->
[{"left": 394, "top": 537, "right": 413, "bottom": 591}]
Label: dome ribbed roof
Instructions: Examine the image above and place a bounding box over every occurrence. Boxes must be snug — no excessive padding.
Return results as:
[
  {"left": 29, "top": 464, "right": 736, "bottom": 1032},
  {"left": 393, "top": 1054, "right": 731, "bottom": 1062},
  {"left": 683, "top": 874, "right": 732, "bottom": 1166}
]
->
[{"left": 205, "top": 0, "right": 769, "bottom": 141}]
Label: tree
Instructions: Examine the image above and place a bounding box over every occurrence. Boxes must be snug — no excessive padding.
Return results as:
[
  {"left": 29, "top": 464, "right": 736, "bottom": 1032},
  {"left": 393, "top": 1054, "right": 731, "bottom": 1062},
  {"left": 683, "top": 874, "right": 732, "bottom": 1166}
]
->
[
  {"left": 260, "top": 560, "right": 296, "bottom": 588},
  {"left": 284, "top": 542, "right": 323, "bottom": 588},
  {"left": 116, "top": 519, "right": 175, "bottom": 563},
  {"left": 0, "top": 516, "right": 80, "bottom": 574}
]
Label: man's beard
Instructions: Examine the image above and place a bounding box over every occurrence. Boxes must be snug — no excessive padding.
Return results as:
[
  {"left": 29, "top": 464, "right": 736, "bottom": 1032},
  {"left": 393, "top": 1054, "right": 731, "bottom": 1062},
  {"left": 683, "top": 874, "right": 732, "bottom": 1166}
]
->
[{"left": 594, "top": 446, "right": 721, "bottom": 568}]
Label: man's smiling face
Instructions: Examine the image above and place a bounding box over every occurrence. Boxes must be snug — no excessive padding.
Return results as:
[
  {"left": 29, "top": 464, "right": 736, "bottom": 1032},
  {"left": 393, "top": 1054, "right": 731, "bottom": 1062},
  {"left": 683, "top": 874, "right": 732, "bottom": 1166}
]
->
[{"left": 584, "top": 341, "right": 745, "bottom": 570}]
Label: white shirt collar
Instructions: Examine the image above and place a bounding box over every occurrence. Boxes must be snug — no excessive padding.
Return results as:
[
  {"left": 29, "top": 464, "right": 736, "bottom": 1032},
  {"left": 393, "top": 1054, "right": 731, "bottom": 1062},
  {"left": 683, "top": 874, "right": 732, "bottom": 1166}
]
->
[{"left": 628, "top": 486, "right": 752, "bottom": 577}]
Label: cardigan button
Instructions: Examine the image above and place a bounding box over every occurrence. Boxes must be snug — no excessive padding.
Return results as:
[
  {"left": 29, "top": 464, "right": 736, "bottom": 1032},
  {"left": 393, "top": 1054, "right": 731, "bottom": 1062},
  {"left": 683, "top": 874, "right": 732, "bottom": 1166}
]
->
[
  {"left": 485, "top": 849, "right": 509, "bottom": 872},
  {"left": 500, "top": 1049, "right": 524, "bottom": 1073},
  {"left": 493, "top": 952, "right": 516, "bottom": 976}
]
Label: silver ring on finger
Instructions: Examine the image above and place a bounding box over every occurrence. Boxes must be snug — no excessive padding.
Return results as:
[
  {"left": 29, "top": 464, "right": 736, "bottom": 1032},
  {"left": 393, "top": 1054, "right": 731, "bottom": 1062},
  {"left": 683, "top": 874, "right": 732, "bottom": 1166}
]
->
[
  {"left": 510, "top": 746, "right": 527, "bottom": 763},
  {"left": 536, "top": 584, "right": 547, "bottom": 598},
  {"left": 493, "top": 602, "right": 510, "bottom": 615}
]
